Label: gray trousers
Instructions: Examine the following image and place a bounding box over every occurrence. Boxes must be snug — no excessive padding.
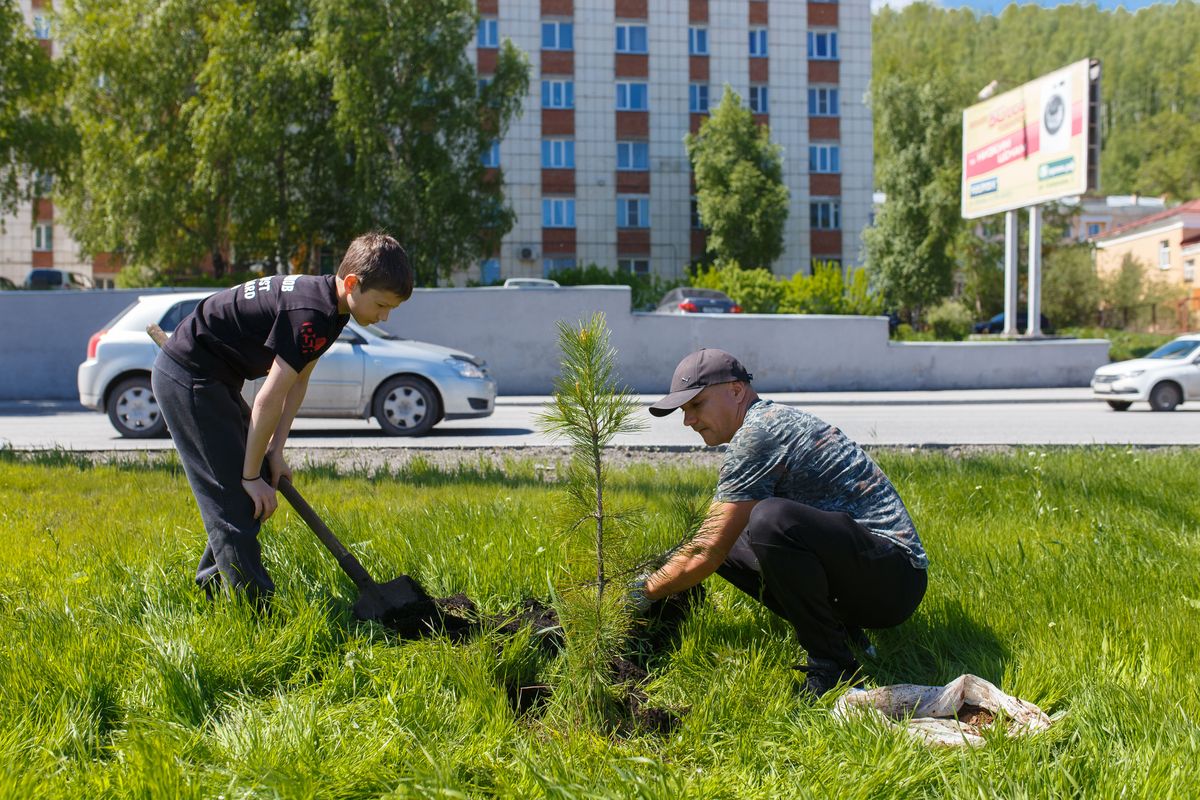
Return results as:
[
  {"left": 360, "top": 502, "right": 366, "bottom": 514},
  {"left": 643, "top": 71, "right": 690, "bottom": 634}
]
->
[{"left": 152, "top": 351, "right": 274, "bottom": 601}]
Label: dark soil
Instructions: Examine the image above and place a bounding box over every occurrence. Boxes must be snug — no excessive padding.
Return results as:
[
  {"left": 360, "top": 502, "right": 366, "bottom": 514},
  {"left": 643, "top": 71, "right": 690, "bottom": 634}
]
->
[
  {"left": 958, "top": 702, "right": 997, "bottom": 727},
  {"left": 369, "top": 576, "right": 701, "bottom": 733}
]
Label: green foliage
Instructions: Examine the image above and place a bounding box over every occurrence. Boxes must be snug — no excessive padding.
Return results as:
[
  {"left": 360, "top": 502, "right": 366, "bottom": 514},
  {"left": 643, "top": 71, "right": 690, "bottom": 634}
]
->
[
  {"left": 0, "top": 2, "right": 74, "bottom": 218},
  {"left": 3, "top": 450, "right": 1200, "bottom": 794},
  {"left": 925, "top": 299, "right": 975, "bottom": 341},
  {"left": 549, "top": 263, "right": 685, "bottom": 311},
  {"left": 1059, "top": 327, "right": 1176, "bottom": 362},
  {"left": 1042, "top": 245, "right": 1102, "bottom": 328},
  {"left": 686, "top": 87, "right": 788, "bottom": 269},
  {"left": 864, "top": 75, "right": 965, "bottom": 316},
  {"left": 692, "top": 260, "right": 784, "bottom": 313},
  {"left": 54, "top": 0, "right": 528, "bottom": 284},
  {"left": 779, "top": 264, "right": 884, "bottom": 316}
]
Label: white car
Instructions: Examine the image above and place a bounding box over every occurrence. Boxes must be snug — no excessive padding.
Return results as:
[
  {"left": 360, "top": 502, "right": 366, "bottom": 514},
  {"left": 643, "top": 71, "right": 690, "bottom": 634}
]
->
[
  {"left": 78, "top": 291, "right": 497, "bottom": 438},
  {"left": 1090, "top": 333, "right": 1200, "bottom": 411}
]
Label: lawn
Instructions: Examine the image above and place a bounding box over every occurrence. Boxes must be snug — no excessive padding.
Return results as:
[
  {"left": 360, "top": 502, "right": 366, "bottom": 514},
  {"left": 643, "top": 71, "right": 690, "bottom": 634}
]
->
[{"left": 1, "top": 448, "right": 1198, "bottom": 798}]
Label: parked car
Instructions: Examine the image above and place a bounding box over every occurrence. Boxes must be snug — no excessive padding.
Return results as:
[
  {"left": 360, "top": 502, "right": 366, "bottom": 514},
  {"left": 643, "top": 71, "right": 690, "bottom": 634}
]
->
[
  {"left": 77, "top": 291, "right": 497, "bottom": 438},
  {"left": 654, "top": 287, "right": 743, "bottom": 314},
  {"left": 973, "top": 311, "right": 1054, "bottom": 335},
  {"left": 1090, "top": 333, "right": 1200, "bottom": 412},
  {"left": 24, "top": 268, "right": 93, "bottom": 290},
  {"left": 502, "top": 277, "right": 560, "bottom": 288}
]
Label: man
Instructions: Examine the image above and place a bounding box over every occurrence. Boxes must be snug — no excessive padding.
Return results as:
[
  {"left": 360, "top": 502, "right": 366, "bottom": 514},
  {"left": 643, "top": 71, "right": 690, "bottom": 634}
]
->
[{"left": 632, "top": 348, "right": 928, "bottom": 697}]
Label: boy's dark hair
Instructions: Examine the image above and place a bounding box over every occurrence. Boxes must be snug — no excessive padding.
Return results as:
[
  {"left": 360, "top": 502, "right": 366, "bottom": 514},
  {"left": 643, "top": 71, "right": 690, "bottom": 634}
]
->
[{"left": 337, "top": 232, "right": 414, "bottom": 300}]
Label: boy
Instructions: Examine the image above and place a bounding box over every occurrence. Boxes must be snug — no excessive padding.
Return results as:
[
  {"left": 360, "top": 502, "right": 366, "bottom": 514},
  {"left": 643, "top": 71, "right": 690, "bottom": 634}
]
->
[{"left": 152, "top": 232, "right": 413, "bottom": 602}]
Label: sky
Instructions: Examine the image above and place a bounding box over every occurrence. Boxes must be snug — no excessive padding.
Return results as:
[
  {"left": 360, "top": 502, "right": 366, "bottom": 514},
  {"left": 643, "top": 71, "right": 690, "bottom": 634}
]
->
[{"left": 873, "top": 0, "right": 1175, "bottom": 13}]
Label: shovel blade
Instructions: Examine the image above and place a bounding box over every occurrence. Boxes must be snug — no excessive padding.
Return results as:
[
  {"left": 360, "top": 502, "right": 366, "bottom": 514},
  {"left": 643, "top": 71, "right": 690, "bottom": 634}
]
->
[{"left": 352, "top": 574, "right": 441, "bottom": 637}]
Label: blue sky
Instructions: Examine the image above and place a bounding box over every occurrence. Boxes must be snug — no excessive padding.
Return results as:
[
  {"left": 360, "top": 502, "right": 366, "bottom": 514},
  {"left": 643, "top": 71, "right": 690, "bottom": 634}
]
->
[{"left": 874, "top": 0, "right": 1174, "bottom": 14}]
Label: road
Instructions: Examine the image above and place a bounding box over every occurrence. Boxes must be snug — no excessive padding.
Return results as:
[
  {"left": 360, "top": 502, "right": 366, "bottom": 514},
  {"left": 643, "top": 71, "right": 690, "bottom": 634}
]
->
[{"left": 1, "top": 388, "right": 1196, "bottom": 451}]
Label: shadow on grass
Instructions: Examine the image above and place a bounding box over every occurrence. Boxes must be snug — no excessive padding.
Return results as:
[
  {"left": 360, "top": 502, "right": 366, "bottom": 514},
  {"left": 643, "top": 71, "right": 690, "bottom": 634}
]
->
[{"left": 870, "top": 599, "right": 1009, "bottom": 688}]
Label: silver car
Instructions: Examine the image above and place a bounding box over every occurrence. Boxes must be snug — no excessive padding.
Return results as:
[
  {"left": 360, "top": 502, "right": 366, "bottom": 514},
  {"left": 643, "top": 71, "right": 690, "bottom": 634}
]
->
[
  {"left": 78, "top": 291, "right": 497, "bottom": 437},
  {"left": 1090, "top": 333, "right": 1200, "bottom": 411}
]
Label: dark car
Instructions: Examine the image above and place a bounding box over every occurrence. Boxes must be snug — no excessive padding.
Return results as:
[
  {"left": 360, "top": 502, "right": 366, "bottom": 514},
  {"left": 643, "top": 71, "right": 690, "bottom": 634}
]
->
[
  {"left": 973, "top": 312, "right": 1054, "bottom": 335},
  {"left": 23, "top": 268, "right": 93, "bottom": 290},
  {"left": 654, "top": 287, "right": 743, "bottom": 314}
]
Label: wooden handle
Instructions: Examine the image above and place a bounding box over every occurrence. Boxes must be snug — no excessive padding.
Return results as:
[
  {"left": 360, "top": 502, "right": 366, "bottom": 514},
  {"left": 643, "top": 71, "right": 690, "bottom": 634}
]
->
[
  {"left": 147, "top": 322, "right": 168, "bottom": 348},
  {"left": 277, "top": 476, "right": 376, "bottom": 590}
]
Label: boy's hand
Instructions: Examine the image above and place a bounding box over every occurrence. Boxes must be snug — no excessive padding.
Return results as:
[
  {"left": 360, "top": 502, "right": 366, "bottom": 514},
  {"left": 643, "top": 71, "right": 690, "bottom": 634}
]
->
[
  {"left": 242, "top": 477, "right": 278, "bottom": 522},
  {"left": 267, "top": 451, "right": 292, "bottom": 488}
]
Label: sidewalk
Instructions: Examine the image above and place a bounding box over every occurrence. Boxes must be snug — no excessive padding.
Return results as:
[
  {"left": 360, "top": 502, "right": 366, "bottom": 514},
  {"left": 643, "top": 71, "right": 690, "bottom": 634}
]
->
[{"left": 498, "top": 387, "right": 1093, "bottom": 407}]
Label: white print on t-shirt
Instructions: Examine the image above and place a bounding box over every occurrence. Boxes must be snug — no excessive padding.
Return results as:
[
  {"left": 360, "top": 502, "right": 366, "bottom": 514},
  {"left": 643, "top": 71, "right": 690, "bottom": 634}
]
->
[
  {"left": 242, "top": 276, "right": 273, "bottom": 300},
  {"left": 281, "top": 275, "right": 299, "bottom": 292}
]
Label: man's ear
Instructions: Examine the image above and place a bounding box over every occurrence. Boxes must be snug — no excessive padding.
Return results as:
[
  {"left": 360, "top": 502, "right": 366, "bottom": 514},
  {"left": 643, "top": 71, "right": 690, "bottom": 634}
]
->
[{"left": 342, "top": 273, "right": 358, "bottom": 293}]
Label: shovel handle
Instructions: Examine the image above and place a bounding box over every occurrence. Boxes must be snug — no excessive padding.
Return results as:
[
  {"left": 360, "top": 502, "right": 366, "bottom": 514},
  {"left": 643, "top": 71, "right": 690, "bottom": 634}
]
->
[{"left": 278, "top": 476, "right": 376, "bottom": 590}]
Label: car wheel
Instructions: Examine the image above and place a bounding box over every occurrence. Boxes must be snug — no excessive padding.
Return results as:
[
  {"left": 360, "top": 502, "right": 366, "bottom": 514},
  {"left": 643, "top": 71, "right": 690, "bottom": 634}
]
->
[
  {"left": 372, "top": 376, "right": 440, "bottom": 436},
  {"left": 1148, "top": 382, "right": 1182, "bottom": 412},
  {"left": 1106, "top": 401, "right": 1132, "bottom": 412},
  {"left": 107, "top": 376, "right": 167, "bottom": 438}
]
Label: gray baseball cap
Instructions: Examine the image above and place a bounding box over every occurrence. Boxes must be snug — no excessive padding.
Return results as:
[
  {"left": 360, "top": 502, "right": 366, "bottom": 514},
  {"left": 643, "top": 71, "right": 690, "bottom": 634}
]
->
[{"left": 648, "top": 348, "right": 753, "bottom": 417}]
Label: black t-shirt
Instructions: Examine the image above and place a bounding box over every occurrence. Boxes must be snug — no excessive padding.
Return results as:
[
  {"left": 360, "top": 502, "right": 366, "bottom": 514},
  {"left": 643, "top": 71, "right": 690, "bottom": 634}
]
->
[{"left": 164, "top": 274, "right": 349, "bottom": 386}]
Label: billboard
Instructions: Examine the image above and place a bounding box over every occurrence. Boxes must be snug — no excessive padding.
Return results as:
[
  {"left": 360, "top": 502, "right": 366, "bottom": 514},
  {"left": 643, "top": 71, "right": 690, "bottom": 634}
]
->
[{"left": 961, "top": 59, "right": 1100, "bottom": 219}]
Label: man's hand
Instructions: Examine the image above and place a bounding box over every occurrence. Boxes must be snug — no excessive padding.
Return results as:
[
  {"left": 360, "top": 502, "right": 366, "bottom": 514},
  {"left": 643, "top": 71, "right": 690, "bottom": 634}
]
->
[
  {"left": 266, "top": 450, "right": 292, "bottom": 489},
  {"left": 242, "top": 477, "right": 278, "bottom": 522},
  {"left": 627, "top": 576, "right": 653, "bottom": 616}
]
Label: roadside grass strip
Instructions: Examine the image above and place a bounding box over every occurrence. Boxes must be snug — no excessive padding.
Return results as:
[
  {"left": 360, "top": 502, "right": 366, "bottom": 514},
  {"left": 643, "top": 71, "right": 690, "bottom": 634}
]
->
[{"left": 0, "top": 448, "right": 1197, "bottom": 797}]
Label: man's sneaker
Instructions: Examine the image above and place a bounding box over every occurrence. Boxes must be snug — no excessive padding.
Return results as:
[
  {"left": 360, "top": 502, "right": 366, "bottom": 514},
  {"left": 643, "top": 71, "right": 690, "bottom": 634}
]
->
[{"left": 795, "top": 657, "right": 865, "bottom": 699}]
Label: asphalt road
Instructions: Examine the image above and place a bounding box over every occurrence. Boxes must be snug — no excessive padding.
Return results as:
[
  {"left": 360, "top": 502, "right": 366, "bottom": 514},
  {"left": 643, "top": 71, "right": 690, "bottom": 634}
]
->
[{"left": 1, "top": 388, "right": 1196, "bottom": 451}]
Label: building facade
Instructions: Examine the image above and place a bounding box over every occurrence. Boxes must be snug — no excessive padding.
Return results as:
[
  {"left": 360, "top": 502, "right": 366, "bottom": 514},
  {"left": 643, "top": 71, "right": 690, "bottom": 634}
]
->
[{"left": 472, "top": 0, "right": 871, "bottom": 283}]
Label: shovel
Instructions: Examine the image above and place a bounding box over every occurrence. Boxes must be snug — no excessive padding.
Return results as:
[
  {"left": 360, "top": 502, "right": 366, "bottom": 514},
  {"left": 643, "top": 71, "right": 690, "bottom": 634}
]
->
[
  {"left": 277, "top": 477, "right": 442, "bottom": 634},
  {"left": 147, "top": 322, "right": 440, "bottom": 633}
]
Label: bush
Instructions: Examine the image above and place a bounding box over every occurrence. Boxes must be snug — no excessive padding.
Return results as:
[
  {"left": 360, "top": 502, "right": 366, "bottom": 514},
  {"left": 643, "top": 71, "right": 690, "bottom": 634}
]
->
[
  {"left": 551, "top": 264, "right": 684, "bottom": 311},
  {"left": 1042, "top": 245, "right": 1101, "bottom": 327},
  {"left": 925, "top": 299, "right": 975, "bottom": 341},
  {"left": 779, "top": 264, "right": 885, "bottom": 315},
  {"left": 1059, "top": 327, "right": 1176, "bottom": 362},
  {"left": 691, "top": 260, "right": 785, "bottom": 313}
]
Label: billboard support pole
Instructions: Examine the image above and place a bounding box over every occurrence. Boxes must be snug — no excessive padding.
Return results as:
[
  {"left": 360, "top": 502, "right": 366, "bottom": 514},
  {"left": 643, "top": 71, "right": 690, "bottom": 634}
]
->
[
  {"left": 1027, "top": 205, "right": 1043, "bottom": 337},
  {"left": 1003, "top": 210, "right": 1020, "bottom": 337}
]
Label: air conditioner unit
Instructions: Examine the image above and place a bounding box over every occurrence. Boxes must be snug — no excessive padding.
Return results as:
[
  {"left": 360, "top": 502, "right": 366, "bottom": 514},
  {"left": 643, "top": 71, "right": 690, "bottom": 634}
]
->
[{"left": 517, "top": 244, "right": 539, "bottom": 261}]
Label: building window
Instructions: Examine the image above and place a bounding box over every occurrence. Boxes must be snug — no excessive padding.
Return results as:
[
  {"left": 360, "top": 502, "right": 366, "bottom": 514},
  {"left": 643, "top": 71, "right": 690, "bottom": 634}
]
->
[
  {"left": 749, "top": 86, "right": 769, "bottom": 114},
  {"left": 615, "top": 24, "right": 648, "bottom": 54},
  {"left": 542, "top": 21, "right": 574, "bottom": 50},
  {"left": 617, "top": 141, "right": 649, "bottom": 171},
  {"left": 542, "top": 80, "right": 575, "bottom": 109},
  {"left": 618, "top": 258, "right": 650, "bottom": 276},
  {"left": 689, "top": 27, "right": 709, "bottom": 56},
  {"left": 749, "top": 29, "right": 768, "bottom": 58},
  {"left": 541, "top": 139, "right": 575, "bottom": 169},
  {"left": 617, "top": 196, "right": 650, "bottom": 228},
  {"left": 477, "top": 77, "right": 492, "bottom": 95},
  {"left": 32, "top": 15, "right": 52, "bottom": 40},
  {"left": 810, "top": 200, "right": 841, "bottom": 230},
  {"left": 1087, "top": 222, "right": 1103, "bottom": 237},
  {"left": 1159, "top": 240, "right": 1171, "bottom": 269},
  {"left": 689, "top": 84, "right": 709, "bottom": 113},
  {"left": 808, "top": 31, "right": 839, "bottom": 60},
  {"left": 33, "top": 223, "right": 53, "bottom": 252},
  {"left": 691, "top": 197, "right": 703, "bottom": 229},
  {"left": 477, "top": 18, "right": 498, "bottom": 48},
  {"left": 480, "top": 258, "right": 501, "bottom": 285},
  {"left": 616, "top": 82, "right": 648, "bottom": 111},
  {"left": 481, "top": 140, "right": 500, "bottom": 168},
  {"left": 543, "top": 257, "right": 577, "bottom": 277},
  {"left": 33, "top": 172, "right": 53, "bottom": 197},
  {"left": 542, "top": 198, "right": 576, "bottom": 228},
  {"left": 1184, "top": 259, "right": 1195, "bottom": 282},
  {"left": 808, "top": 87, "right": 840, "bottom": 117},
  {"left": 809, "top": 144, "right": 841, "bottom": 173}
]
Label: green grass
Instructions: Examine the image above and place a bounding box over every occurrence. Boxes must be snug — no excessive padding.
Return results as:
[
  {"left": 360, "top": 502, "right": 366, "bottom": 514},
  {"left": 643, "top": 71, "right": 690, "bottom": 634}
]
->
[{"left": 2, "top": 448, "right": 1199, "bottom": 798}]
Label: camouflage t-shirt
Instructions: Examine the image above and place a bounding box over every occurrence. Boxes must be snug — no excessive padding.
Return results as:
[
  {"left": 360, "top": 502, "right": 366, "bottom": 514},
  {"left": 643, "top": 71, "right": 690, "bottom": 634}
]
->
[{"left": 714, "top": 399, "right": 928, "bottom": 569}]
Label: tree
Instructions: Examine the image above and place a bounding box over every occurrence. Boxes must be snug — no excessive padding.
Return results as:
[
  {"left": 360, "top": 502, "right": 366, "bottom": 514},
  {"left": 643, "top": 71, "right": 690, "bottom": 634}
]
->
[
  {"left": 0, "top": 3, "right": 74, "bottom": 218},
  {"left": 1042, "top": 245, "right": 1101, "bottom": 327},
  {"left": 316, "top": 0, "right": 528, "bottom": 285},
  {"left": 864, "top": 76, "right": 964, "bottom": 318},
  {"left": 686, "top": 87, "right": 788, "bottom": 270}
]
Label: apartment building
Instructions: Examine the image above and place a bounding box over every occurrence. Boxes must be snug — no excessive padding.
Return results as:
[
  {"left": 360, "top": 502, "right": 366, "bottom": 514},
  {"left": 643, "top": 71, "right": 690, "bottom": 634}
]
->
[{"left": 472, "top": 0, "right": 872, "bottom": 283}]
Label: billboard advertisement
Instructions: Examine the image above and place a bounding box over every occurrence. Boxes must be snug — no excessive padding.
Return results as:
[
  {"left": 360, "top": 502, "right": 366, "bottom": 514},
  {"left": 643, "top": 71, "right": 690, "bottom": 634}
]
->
[{"left": 961, "top": 60, "right": 1099, "bottom": 219}]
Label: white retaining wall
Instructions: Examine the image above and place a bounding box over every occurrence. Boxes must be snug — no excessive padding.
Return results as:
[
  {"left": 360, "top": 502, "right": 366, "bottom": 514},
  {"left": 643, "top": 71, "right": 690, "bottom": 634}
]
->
[{"left": 0, "top": 286, "right": 1110, "bottom": 400}]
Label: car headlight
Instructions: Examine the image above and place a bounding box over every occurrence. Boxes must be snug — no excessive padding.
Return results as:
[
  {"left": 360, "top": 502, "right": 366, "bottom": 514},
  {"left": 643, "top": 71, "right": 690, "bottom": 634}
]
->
[
  {"left": 444, "top": 357, "right": 486, "bottom": 379},
  {"left": 1118, "top": 370, "right": 1145, "bottom": 380}
]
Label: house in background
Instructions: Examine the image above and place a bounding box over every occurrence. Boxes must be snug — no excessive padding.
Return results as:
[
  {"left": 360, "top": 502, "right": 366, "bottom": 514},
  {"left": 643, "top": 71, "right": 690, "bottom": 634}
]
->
[{"left": 1092, "top": 198, "right": 1200, "bottom": 330}]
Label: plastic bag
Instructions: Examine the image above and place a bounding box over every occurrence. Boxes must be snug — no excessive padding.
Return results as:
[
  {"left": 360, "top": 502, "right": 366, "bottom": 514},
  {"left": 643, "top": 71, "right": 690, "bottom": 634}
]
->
[{"left": 832, "top": 673, "right": 1052, "bottom": 747}]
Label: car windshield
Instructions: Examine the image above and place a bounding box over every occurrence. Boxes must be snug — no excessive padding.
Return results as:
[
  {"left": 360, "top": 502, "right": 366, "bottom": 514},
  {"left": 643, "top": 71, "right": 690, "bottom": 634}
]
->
[
  {"left": 1146, "top": 340, "right": 1200, "bottom": 360},
  {"left": 687, "top": 289, "right": 729, "bottom": 300}
]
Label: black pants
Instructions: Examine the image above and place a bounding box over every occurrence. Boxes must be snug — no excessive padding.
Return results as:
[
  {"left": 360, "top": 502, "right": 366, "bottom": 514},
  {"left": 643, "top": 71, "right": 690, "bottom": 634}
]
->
[
  {"left": 717, "top": 497, "right": 927, "bottom": 666},
  {"left": 152, "top": 351, "right": 274, "bottom": 601}
]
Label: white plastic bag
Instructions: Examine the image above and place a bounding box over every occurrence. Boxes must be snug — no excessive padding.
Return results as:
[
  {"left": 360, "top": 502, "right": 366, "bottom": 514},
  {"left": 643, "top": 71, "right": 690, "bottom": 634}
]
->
[{"left": 832, "top": 674, "right": 1052, "bottom": 747}]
